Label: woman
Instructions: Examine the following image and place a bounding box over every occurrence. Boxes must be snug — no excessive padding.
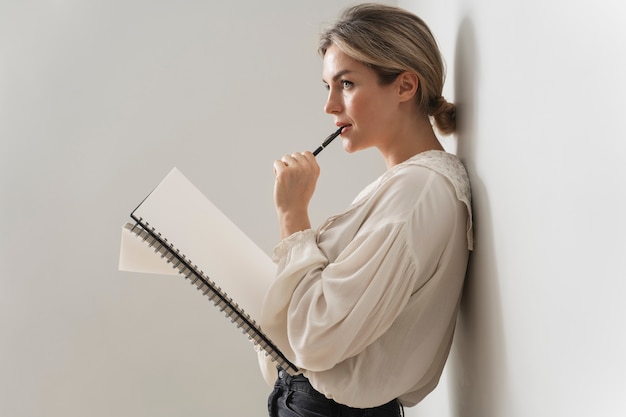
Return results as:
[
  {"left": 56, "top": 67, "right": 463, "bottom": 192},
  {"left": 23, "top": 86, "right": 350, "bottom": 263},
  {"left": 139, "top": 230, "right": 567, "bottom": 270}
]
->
[{"left": 259, "top": 4, "right": 473, "bottom": 416}]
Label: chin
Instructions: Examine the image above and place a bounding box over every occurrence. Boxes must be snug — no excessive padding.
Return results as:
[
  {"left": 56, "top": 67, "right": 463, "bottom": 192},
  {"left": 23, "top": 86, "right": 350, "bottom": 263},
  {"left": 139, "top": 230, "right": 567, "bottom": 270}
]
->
[{"left": 342, "top": 140, "right": 359, "bottom": 154}]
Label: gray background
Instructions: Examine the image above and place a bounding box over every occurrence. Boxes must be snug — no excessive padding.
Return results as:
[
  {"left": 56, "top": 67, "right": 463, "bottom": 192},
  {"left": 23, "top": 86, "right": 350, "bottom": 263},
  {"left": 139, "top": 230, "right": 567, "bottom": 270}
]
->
[{"left": 2, "top": 0, "right": 625, "bottom": 416}]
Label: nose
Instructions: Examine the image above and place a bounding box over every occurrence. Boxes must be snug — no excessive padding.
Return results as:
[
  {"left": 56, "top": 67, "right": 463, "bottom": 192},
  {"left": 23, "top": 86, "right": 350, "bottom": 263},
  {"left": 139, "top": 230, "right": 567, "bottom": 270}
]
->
[{"left": 324, "top": 88, "right": 342, "bottom": 115}]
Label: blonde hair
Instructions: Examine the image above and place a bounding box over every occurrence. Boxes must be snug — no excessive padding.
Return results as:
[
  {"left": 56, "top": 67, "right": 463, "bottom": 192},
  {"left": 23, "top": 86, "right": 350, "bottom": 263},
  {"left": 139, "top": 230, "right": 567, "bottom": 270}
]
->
[{"left": 319, "top": 3, "right": 455, "bottom": 135}]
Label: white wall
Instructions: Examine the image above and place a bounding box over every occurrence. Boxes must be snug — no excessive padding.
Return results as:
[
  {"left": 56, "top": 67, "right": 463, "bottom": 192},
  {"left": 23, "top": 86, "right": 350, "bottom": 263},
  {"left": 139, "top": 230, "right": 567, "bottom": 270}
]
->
[
  {"left": 3, "top": 1, "right": 625, "bottom": 416},
  {"left": 0, "top": 1, "right": 391, "bottom": 416},
  {"left": 400, "top": 0, "right": 626, "bottom": 416}
]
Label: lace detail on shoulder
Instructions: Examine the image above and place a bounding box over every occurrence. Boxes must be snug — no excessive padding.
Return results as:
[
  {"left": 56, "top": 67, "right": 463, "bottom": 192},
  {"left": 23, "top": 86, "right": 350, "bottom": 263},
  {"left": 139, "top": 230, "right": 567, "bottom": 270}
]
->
[
  {"left": 407, "top": 151, "right": 474, "bottom": 250},
  {"left": 324, "top": 151, "right": 473, "bottom": 250}
]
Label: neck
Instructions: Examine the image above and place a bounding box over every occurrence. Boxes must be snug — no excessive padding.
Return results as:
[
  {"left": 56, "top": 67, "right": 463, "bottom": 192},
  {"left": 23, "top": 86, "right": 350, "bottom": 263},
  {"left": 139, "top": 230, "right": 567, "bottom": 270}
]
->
[{"left": 378, "top": 114, "right": 444, "bottom": 169}]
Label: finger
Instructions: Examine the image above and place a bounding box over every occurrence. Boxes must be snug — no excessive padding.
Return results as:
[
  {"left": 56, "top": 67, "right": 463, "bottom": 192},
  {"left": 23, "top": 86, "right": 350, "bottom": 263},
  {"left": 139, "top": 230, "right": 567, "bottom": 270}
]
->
[
  {"left": 300, "top": 151, "right": 317, "bottom": 164},
  {"left": 280, "top": 154, "right": 297, "bottom": 165},
  {"left": 273, "top": 159, "right": 287, "bottom": 175},
  {"left": 288, "top": 152, "right": 309, "bottom": 163},
  {"left": 299, "top": 151, "right": 320, "bottom": 175}
]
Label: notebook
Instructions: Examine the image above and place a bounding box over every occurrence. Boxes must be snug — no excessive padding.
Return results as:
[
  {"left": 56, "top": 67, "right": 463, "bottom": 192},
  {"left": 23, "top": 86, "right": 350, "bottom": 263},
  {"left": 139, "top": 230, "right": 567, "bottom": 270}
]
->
[{"left": 118, "top": 168, "right": 298, "bottom": 373}]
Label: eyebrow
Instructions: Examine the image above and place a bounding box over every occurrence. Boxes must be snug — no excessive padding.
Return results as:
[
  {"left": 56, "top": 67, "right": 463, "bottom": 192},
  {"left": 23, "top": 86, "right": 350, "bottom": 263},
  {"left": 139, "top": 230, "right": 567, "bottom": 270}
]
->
[{"left": 323, "top": 69, "right": 353, "bottom": 84}]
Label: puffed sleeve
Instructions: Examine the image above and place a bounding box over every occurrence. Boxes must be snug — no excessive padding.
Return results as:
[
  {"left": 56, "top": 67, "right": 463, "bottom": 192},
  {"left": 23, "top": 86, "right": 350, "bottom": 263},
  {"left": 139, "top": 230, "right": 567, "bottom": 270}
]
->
[{"left": 260, "top": 221, "right": 417, "bottom": 372}]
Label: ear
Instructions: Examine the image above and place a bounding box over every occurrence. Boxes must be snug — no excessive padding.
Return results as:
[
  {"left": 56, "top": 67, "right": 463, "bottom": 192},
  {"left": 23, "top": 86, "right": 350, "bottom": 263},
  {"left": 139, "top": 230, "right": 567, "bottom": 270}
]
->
[{"left": 396, "top": 71, "right": 419, "bottom": 103}]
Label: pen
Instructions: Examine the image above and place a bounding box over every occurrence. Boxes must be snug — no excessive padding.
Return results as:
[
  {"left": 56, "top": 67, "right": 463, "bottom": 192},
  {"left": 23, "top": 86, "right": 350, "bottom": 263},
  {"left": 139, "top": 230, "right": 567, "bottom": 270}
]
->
[{"left": 312, "top": 126, "right": 344, "bottom": 156}]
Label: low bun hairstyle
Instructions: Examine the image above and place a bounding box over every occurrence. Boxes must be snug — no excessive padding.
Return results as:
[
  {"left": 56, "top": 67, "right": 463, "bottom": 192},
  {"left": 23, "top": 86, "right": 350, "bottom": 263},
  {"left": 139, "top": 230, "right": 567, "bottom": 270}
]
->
[{"left": 319, "top": 3, "right": 456, "bottom": 135}]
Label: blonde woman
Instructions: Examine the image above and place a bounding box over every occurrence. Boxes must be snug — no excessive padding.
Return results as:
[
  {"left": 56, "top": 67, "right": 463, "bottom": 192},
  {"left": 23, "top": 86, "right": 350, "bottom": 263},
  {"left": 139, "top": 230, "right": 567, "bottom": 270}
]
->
[{"left": 260, "top": 4, "right": 473, "bottom": 416}]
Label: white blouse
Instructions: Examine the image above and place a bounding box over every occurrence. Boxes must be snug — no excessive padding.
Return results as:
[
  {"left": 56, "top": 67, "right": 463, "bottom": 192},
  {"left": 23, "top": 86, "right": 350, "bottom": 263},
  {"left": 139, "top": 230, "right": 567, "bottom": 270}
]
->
[{"left": 258, "top": 150, "right": 473, "bottom": 408}]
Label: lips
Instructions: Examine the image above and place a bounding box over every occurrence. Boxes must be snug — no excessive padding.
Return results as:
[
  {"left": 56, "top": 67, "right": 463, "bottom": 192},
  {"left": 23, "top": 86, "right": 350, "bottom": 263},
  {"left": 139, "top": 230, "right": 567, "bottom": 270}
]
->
[{"left": 338, "top": 124, "right": 352, "bottom": 133}]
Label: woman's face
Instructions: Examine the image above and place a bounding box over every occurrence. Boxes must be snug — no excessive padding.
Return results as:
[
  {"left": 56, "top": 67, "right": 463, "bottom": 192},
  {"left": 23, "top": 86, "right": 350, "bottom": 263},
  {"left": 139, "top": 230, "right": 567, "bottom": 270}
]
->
[{"left": 322, "top": 44, "right": 400, "bottom": 154}]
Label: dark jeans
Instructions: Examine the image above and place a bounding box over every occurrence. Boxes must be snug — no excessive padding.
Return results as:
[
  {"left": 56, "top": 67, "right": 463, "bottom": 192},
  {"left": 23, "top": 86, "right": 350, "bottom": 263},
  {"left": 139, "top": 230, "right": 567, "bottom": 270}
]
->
[{"left": 268, "top": 369, "right": 404, "bottom": 417}]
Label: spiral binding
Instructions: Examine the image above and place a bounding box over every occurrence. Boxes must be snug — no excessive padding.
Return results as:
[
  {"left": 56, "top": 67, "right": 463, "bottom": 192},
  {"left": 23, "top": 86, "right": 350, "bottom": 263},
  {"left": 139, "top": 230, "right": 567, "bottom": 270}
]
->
[{"left": 124, "top": 221, "right": 298, "bottom": 374}]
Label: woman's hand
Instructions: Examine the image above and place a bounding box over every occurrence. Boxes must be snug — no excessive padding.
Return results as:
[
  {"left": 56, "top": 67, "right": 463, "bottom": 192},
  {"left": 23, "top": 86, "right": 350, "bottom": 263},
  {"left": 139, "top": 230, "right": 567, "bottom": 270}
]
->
[{"left": 273, "top": 151, "right": 320, "bottom": 239}]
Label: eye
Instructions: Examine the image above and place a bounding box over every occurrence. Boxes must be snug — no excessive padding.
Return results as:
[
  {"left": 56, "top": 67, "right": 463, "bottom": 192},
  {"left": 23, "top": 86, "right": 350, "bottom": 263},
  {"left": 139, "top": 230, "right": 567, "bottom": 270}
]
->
[{"left": 341, "top": 80, "right": 354, "bottom": 89}]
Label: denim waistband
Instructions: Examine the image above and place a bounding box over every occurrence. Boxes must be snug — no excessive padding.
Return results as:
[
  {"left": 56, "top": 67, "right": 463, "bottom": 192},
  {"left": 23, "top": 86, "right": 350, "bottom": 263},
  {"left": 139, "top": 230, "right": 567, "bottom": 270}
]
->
[
  {"left": 276, "top": 368, "right": 316, "bottom": 393},
  {"left": 273, "top": 368, "right": 404, "bottom": 416}
]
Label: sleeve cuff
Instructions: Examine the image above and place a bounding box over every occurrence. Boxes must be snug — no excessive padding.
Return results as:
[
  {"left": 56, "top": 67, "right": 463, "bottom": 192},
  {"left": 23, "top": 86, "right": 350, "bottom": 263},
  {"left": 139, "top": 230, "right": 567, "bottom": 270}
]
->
[{"left": 272, "top": 229, "right": 316, "bottom": 263}]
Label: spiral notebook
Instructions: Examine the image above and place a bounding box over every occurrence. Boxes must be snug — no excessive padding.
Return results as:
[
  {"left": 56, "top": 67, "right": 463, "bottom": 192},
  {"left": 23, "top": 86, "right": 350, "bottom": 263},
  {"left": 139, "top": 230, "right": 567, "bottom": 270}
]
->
[{"left": 118, "top": 167, "right": 297, "bottom": 373}]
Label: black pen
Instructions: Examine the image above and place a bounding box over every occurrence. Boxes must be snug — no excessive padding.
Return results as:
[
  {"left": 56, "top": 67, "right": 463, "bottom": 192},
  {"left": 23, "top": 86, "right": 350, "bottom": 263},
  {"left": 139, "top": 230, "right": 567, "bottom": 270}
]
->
[{"left": 312, "top": 126, "right": 344, "bottom": 156}]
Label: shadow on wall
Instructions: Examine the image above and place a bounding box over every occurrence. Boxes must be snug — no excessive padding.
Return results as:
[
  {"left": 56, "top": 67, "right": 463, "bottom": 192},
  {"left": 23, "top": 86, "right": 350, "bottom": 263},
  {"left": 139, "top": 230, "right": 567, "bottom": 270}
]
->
[{"left": 451, "top": 17, "right": 508, "bottom": 417}]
